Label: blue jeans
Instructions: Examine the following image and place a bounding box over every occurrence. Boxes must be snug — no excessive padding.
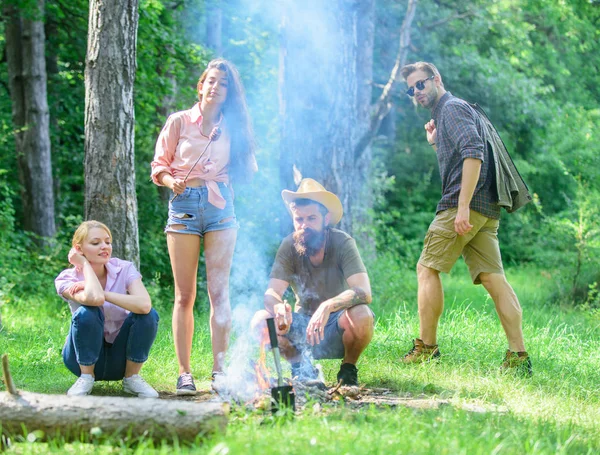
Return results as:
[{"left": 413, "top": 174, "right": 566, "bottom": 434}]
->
[{"left": 62, "top": 306, "right": 159, "bottom": 381}]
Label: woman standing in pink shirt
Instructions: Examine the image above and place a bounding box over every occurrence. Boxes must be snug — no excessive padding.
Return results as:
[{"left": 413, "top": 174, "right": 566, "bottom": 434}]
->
[
  {"left": 55, "top": 221, "right": 159, "bottom": 397},
  {"left": 151, "top": 59, "right": 257, "bottom": 395}
]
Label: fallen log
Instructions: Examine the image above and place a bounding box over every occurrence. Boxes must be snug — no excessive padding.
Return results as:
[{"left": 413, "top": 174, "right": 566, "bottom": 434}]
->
[{"left": 0, "top": 391, "right": 229, "bottom": 442}]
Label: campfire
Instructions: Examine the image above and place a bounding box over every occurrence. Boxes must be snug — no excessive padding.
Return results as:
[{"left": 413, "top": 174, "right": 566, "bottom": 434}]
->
[
  {"left": 211, "top": 317, "right": 295, "bottom": 411},
  {"left": 249, "top": 318, "right": 295, "bottom": 413},
  {"left": 212, "top": 317, "right": 363, "bottom": 413}
]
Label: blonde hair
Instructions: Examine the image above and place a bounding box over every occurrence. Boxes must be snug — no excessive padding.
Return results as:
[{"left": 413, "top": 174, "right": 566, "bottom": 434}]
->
[{"left": 71, "top": 220, "right": 112, "bottom": 248}]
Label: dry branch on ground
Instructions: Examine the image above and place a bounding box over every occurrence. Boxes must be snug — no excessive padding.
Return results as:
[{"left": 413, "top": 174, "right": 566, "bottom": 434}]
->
[{"left": 0, "top": 391, "right": 228, "bottom": 442}]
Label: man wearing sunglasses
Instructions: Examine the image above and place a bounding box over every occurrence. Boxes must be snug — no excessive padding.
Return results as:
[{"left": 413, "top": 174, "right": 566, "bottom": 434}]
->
[{"left": 398, "top": 61, "right": 532, "bottom": 375}]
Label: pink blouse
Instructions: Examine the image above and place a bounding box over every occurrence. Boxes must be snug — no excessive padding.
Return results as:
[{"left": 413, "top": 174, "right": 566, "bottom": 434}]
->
[
  {"left": 151, "top": 103, "right": 232, "bottom": 209},
  {"left": 55, "top": 258, "right": 142, "bottom": 344}
]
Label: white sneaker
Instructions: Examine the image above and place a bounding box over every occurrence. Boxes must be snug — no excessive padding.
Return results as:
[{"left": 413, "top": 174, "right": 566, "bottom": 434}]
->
[
  {"left": 123, "top": 374, "right": 159, "bottom": 398},
  {"left": 67, "top": 374, "right": 95, "bottom": 396}
]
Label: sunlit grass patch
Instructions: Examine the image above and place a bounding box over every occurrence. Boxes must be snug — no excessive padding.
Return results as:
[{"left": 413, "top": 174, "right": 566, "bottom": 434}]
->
[{"left": 2, "top": 262, "right": 600, "bottom": 454}]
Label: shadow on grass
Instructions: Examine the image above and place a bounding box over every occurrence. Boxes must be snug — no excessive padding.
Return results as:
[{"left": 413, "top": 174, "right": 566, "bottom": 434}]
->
[{"left": 369, "top": 375, "right": 455, "bottom": 397}]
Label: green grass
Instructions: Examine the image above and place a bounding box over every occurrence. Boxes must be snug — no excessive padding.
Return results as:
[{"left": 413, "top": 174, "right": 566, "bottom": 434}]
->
[{"left": 2, "top": 259, "right": 600, "bottom": 454}]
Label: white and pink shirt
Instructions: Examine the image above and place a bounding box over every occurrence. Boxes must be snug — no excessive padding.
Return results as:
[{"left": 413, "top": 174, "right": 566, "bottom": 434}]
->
[
  {"left": 151, "top": 103, "right": 232, "bottom": 209},
  {"left": 55, "top": 258, "right": 142, "bottom": 343}
]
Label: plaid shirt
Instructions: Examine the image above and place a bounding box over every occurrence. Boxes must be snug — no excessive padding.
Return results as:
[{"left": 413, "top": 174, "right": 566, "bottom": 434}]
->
[{"left": 431, "top": 93, "right": 501, "bottom": 220}]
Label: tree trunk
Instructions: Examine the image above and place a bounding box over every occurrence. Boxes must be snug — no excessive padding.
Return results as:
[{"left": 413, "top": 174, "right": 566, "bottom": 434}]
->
[
  {"left": 84, "top": 0, "right": 140, "bottom": 265},
  {"left": 5, "top": 0, "right": 56, "bottom": 239},
  {"left": 206, "top": 0, "right": 223, "bottom": 55},
  {"left": 0, "top": 391, "right": 228, "bottom": 442},
  {"left": 353, "top": 0, "right": 375, "bottom": 254},
  {"left": 279, "top": 0, "right": 374, "bottom": 236}
]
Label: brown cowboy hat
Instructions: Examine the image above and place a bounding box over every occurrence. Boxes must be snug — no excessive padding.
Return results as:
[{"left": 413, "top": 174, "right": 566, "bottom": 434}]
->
[{"left": 281, "top": 178, "right": 343, "bottom": 226}]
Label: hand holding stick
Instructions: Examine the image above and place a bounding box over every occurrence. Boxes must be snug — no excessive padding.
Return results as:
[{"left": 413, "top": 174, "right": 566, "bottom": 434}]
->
[
  {"left": 274, "top": 300, "right": 292, "bottom": 333},
  {"left": 170, "top": 126, "right": 222, "bottom": 203}
]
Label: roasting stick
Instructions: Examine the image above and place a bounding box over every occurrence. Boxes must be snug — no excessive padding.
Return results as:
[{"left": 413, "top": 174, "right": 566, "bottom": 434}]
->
[
  {"left": 266, "top": 318, "right": 284, "bottom": 388},
  {"left": 169, "top": 126, "right": 222, "bottom": 203}
]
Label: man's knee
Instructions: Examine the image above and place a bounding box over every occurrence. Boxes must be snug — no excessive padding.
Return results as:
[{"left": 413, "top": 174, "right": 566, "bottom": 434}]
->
[
  {"left": 348, "top": 304, "right": 374, "bottom": 323},
  {"left": 479, "top": 272, "right": 509, "bottom": 290},
  {"left": 479, "top": 272, "right": 522, "bottom": 309},
  {"left": 417, "top": 262, "right": 439, "bottom": 281},
  {"left": 341, "top": 305, "right": 374, "bottom": 334}
]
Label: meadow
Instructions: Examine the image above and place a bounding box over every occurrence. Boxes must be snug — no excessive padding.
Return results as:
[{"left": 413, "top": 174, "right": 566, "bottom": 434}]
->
[{"left": 2, "top": 259, "right": 600, "bottom": 454}]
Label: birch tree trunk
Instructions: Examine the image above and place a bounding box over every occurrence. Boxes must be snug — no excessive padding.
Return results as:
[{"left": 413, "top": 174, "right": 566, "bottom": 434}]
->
[
  {"left": 279, "top": 0, "right": 374, "bottom": 236},
  {"left": 5, "top": 0, "right": 56, "bottom": 239},
  {"left": 84, "top": 0, "right": 140, "bottom": 265}
]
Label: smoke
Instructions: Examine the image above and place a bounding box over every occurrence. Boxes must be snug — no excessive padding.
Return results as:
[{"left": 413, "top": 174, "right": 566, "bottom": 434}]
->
[
  {"left": 212, "top": 293, "right": 264, "bottom": 402},
  {"left": 202, "top": 0, "right": 360, "bottom": 400}
]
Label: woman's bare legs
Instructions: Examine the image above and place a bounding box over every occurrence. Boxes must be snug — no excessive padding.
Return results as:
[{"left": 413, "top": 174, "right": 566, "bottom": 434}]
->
[
  {"left": 167, "top": 232, "right": 201, "bottom": 375},
  {"left": 203, "top": 228, "right": 237, "bottom": 373}
]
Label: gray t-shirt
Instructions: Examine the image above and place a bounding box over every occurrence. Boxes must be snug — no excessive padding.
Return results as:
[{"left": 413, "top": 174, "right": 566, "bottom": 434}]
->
[{"left": 270, "top": 228, "right": 367, "bottom": 315}]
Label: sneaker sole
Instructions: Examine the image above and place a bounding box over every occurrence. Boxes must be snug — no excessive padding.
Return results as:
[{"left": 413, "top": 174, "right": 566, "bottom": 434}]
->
[
  {"left": 123, "top": 388, "right": 159, "bottom": 398},
  {"left": 176, "top": 388, "right": 197, "bottom": 396}
]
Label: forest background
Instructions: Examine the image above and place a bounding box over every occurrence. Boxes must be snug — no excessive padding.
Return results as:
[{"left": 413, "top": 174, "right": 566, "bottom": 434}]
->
[
  {"left": 1, "top": 0, "right": 598, "bottom": 312},
  {"left": 1, "top": 0, "right": 600, "bottom": 453}
]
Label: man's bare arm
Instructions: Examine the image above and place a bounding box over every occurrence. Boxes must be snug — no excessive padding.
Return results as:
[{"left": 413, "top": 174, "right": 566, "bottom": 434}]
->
[
  {"left": 322, "top": 272, "right": 372, "bottom": 313},
  {"left": 455, "top": 157, "right": 482, "bottom": 235},
  {"left": 264, "top": 278, "right": 290, "bottom": 315}
]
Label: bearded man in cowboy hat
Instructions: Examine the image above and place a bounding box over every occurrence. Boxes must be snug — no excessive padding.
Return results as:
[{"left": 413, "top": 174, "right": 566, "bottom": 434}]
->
[{"left": 251, "top": 178, "right": 374, "bottom": 386}]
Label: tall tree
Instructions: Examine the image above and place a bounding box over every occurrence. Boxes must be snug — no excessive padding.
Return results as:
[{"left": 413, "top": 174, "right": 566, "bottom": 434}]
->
[
  {"left": 84, "top": 0, "right": 140, "bottom": 264},
  {"left": 4, "top": 0, "right": 56, "bottom": 239},
  {"left": 206, "top": 0, "right": 223, "bottom": 55},
  {"left": 279, "top": 0, "right": 375, "bottom": 235}
]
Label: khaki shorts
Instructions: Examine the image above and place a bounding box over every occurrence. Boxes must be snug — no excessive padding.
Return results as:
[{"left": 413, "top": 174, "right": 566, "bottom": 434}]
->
[{"left": 418, "top": 208, "right": 504, "bottom": 284}]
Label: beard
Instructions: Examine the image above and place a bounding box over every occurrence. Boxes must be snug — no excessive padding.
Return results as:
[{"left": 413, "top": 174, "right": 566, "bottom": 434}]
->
[
  {"left": 418, "top": 87, "right": 438, "bottom": 109},
  {"left": 293, "top": 226, "right": 327, "bottom": 257}
]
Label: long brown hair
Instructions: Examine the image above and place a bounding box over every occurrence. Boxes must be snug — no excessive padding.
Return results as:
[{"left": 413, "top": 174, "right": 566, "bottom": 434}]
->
[{"left": 197, "top": 59, "right": 256, "bottom": 184}]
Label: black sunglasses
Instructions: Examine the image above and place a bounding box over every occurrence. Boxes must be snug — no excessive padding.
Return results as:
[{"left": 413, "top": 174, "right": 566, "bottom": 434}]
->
[{"left": 406, "top": 75, "right": 435, "bottom": 97}]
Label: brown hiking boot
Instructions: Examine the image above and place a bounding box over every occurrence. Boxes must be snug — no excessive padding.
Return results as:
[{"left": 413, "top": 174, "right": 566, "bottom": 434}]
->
[
  {"left": 400, "top": 338, "right": 441, "bottom": 364},
  {"left": 501, "top": 350, "right": 533, "bottom": 377}
]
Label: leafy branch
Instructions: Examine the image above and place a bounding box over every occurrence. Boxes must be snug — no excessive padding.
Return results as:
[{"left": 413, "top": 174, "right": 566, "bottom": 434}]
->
[{"left": 354, "top": 0, "right": 417, "bottom": 161}]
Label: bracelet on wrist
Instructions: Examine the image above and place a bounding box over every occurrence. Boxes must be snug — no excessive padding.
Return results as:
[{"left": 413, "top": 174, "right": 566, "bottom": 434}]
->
[{"left": 428, "top": 142, "right": 436, "bottom": 146}]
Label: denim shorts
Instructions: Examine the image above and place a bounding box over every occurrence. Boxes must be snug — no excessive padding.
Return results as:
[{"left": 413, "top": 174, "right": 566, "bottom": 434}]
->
[
  {"left": 284, "top": 310, "right": 346, "bottom": 360},
  {"left": 165, "top": 183, "right": 239, "bottom": 236}
]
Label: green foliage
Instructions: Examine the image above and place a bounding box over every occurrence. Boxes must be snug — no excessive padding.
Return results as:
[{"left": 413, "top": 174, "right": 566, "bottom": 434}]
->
[
  {"left": 373, "top": 0, "right": 600, "bottom": 304},
  {"left": 0, "top": 0, "right": 598, "bottom": 323},
  {"left": 0, "top": 170, "right": 67, "bottom": 310},
  {"left": 45, "top": 0, "right": 88, "bottom": 217}
]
